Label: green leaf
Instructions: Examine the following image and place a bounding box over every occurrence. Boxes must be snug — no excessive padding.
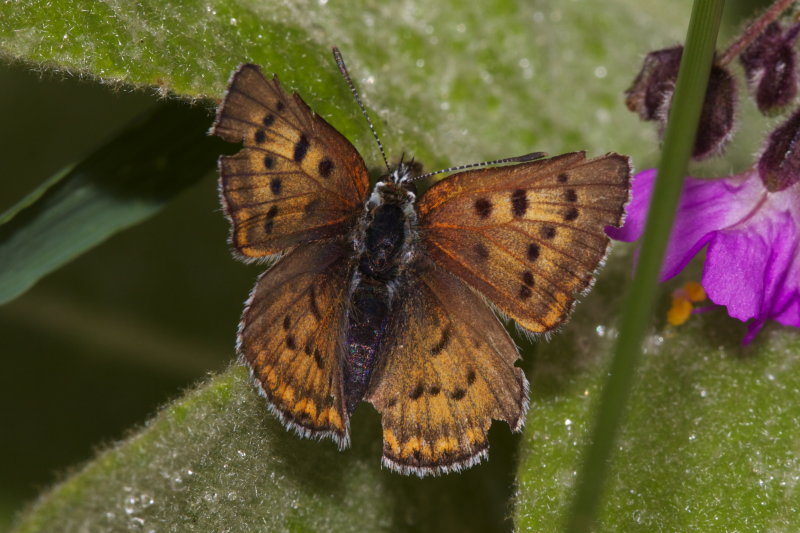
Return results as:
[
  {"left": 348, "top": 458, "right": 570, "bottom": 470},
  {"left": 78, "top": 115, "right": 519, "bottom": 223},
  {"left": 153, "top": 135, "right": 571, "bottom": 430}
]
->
[
  {"left": 515, "top": 253, "right": 800, "bottom": 531},
  {"left": 13, "top": 366, "right": 520, "bottom": 532},
  {"left": 0, "top": 103, "right": 223, "bottom": 304},
  {"left": 6, "top": 0, "right": 795, "bottom": 532}
]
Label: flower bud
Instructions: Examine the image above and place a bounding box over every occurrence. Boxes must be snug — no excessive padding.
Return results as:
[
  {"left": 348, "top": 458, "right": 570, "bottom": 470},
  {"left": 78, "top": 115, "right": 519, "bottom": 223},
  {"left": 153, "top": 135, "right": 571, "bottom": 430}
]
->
[
  {"left": 758, "top": 106, "right": 800, "bottom": 191},
  {"left": 692, "top": 65, "right": 737, "bottom": 160},
  {"left": 740, "top": 22, "right": 800, "bottom": 114},
  {"left": 625, "top": 46, "right": 683, "bottom": 121},
  {"left": 625, "top": 46, "right": 736, "bottom": 160}
]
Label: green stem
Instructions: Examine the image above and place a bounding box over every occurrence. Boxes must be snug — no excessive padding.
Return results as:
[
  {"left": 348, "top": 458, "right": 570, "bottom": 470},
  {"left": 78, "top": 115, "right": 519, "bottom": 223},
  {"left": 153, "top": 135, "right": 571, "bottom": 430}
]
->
[
  {"left": 717, "top": 0, "right": 795, "bottom": 66},
  {"left": 563, "top": 1, "right": 725, "bottom": 532}
]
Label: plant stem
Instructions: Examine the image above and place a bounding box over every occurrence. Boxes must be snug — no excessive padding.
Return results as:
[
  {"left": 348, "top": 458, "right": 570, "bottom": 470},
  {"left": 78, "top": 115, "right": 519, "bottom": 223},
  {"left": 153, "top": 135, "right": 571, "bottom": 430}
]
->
[
  {"left": 563, "top": 1, "right": 725, "bottom": 532},
  {"left": 718, "top": 0, "right": 795, "bottom": 66}
]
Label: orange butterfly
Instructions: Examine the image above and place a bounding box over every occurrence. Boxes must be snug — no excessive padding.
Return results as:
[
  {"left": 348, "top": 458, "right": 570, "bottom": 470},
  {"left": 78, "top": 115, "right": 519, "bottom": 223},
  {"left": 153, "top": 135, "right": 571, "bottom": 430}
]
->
[{"left": 211, "top": 48, "right": 631, "bottom": 476}]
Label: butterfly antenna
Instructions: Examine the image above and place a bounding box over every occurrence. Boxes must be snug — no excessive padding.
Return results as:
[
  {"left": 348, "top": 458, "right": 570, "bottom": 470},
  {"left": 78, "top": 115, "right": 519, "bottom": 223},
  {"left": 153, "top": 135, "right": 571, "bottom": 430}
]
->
[
  {"left": 413, "top": 151, "right": 548, "bottom": 182},
  {"left": 332, "top": 47, "right": 391, "bottom": 172}
]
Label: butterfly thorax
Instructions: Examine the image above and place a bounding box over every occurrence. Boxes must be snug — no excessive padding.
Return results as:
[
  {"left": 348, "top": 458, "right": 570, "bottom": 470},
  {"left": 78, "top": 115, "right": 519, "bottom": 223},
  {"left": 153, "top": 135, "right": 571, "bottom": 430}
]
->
[
  {"left": 355, "top": 165, "right": 418, "bottom": 276},
  {"left": 343, "top": 163, "right": 420, "bottom": 414}
]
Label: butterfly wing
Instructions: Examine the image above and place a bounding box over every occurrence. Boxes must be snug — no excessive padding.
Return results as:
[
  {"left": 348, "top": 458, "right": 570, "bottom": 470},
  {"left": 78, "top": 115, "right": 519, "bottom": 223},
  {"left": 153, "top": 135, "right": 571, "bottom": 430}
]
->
[
  {"left": 239, "top": 238, "right": 354, "bottom": 447},
  {"left": 211, "top": 64, "right": 370, "bottom": 259},
  {"left": 366, "top": 259, "right": 528, "bottom": 476},
  {"left": 418, "top": 152, "right": 631, "bottom": 333}
]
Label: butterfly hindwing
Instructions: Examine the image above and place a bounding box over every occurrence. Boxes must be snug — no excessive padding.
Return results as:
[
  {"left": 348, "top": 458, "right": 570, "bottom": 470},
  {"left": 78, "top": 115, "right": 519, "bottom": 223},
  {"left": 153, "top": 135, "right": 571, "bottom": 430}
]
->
[
  {"left": 367, "top": 259, "right": 528, "bottom": 475},
  {"left": 239, "top": 239, "right": 354, "bottom": 447},
  {"left": 211, "top": 64, "right": 370, "bottom": 259},
  {"left": 419, "top": 152, "right": 631, "bottom": 333}
]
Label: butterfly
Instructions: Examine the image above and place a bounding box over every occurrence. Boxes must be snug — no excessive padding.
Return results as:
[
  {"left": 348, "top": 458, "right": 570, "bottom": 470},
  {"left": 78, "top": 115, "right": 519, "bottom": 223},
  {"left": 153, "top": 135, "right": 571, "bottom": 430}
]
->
[{"left": 210, "top": 47, "right": 631, "bottom": 477}]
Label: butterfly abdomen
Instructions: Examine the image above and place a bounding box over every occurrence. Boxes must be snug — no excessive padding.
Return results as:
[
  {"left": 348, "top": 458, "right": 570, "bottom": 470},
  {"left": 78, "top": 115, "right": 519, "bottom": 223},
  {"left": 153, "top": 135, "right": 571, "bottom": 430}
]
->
[
  {"left": 343, "top": 179, "right": 418, "bottom": 414},
  {"left": 344, "top": 282, "right": 392, "bottom": 414}
]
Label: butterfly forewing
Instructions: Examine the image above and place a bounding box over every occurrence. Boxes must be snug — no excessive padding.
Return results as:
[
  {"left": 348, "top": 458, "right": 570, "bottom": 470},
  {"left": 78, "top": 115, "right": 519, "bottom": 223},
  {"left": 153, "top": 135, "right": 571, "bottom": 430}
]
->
[
  {"left": 367, "top": 260, "right": 528, "bottom": 476},
  {"left": 419, "top": 152, "right": 631, "bottom": 333},
  {"left": 239, "top": 239, "right": 353, "bottom": 447},
  {"left": 211, "top": 64, "right": 370, "bottom": 259}
]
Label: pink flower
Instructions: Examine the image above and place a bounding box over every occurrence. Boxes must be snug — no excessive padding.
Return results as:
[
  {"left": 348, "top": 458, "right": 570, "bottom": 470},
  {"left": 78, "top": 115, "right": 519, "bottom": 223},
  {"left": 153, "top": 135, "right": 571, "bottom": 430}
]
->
[{"left": 608, "top": 168, "right": 800, "bottom": 343}]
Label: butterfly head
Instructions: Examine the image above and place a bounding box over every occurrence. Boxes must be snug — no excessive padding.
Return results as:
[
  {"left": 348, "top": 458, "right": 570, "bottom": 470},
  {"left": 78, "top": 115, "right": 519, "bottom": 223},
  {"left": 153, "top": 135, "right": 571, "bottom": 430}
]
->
[
  {"left": 368, "top": 158, "right": 422, "bottom": 207},
  {"left": 386, "top": 158, "right": 422, "bottom": 192}
]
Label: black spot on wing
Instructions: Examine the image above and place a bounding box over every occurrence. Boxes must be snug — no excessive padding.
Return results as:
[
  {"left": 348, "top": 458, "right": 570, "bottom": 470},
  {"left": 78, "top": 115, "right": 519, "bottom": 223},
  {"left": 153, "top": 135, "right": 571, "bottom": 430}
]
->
[
  {"left": 473, "top": 242, "right": 489, "bottom": 260},
  {"left": 309, "top": 285, "right": 321, "bottom": 320},
  {"left": 318, "top": 157, "right": 334, "bottom": 178},
  {"left": 450, "top": 388, "right": 466, "bottom": 401},
  {"left": 540, "top": 225, "right": 556, "bottom": 239},
  {"left": 519, "top": 285, "right": 532, "bottom": 299},
  {"left": 522, "top": 271, "right": 534, "bottom": 286},
  {"left": 430, "top": 326, "right": 450, "bottom": 356},
  {"left": 410, "top": 383, "right": 425, "bottom": 400},
  {"left": 474, "top": 198, "right": 492, "bottom": 219},
  {"left": 527, "top": 243, "right": 540, "bottom": 261},
  {"left": 511, "top": 189, "right": 528, "bottom": 217},
  {"left": 264, "top": 205, "right": 278, "bottom": 233},
  {"left": 293, "top": 134, "right": 310, "bottom": 162}
]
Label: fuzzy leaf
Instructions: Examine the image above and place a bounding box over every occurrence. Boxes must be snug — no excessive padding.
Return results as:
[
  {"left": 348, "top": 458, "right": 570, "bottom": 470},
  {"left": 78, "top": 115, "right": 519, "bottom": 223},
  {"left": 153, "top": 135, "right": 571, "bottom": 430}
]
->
[
  {"left": 515, "top": 252, "right": 800, "bottom": 531},
  {"left": 14, "top": 366, "right": 519, "bottom": 532}
]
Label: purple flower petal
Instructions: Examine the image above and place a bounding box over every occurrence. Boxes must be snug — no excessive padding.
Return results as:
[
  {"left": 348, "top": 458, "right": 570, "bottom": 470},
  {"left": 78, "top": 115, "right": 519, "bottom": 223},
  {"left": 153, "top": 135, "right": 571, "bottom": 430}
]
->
[
  {"left": 658, "top": 176, "right": 749, "bottom": 279},
  {"left": 728, "top": 209, "right": 800, "bottom": 343},
  {"left": 609, "top": 169, "right": 761, "bottom": 280},
  {"left": 702, "top": 217, "right": 776, "bottom": 322},
  {"left": 606, "top": 169, "right": 655, "bottom": 242},
  {"left": 609, "top": 167, "right": 800, "bottom": 343},
  {"left": 773, "top": 278, "right": 800, "bottom": 327},
  {"left": 702, "top": 188, "right": 800, "bottom": 341}
]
